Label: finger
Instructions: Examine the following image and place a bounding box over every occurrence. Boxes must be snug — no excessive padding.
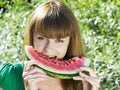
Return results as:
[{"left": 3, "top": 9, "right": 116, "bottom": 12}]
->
[
  {"left": 73, "top": 76, "right": 84, "bottom": 81},
  {"left": 23, "top": 73, "right": 51, "bottom": 86},
  {"left": 73, "top": 72, "right": 94, "bottom": 81},
  {"left": 24, "top": 60, "right": 40, "bottom": 71},
  {"left": 23, "top": 73, "right": 50, "bottom": 81},
  {"left": 79, "top": 72, "right": 99, "bottom": 83},
  {"left": 79, "top": 72, "right": 88, "bottom": 77},
  {"left": 23, "top": 67, "right": 46, "bottom": 78},
  {"left": 27, "top": 77, "right": 48, "bottom": 86},
  {"left": 85, "top": 76, "right": 100, "bottom": 88},
  {"left": 80, "top": 72, "right": 100, "bottom": 88},
  {"left": 80, "top": 67, "right": 98, "bottom": 77},
  {"left": 24, "top": 76, "right": 47, "bottom": 90},
  {"left": 79, "top": 72, "right": 100, "bottom": 89}
]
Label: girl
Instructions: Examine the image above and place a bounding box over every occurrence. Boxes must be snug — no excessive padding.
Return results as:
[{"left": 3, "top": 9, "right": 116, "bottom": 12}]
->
[{"left": 0, "top": 0, "right": 100, "bottom": 90}]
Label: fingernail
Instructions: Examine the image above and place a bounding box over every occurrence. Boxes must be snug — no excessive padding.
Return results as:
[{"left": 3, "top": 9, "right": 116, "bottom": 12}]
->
[
  {"left": 79, "top": 72, "right": 85, "bottom": 76},
  {"left": 73, "top": 77, "right": 77, "bottom": 79},
  {"left": 79, "top": 69, "right": 85, "bottom": 72},
  {"left": 26, "top": 66, "right": 31, "bottom": 71},
  {"left": 30, "top": 65, "right": 34, "bottom": 69},
  {"left": 73, "top": 76, "right": 84, "bottom": 80}
]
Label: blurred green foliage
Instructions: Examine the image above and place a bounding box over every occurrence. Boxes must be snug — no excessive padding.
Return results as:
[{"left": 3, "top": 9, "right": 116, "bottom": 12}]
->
[{"left": 0, "top": 0, "right": 120, "bottom": 90}]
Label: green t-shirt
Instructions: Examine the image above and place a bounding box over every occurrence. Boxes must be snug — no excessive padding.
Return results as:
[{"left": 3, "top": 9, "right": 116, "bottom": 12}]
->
[{"left": 0, "top": 62, "right": 25, "bottom": 90}]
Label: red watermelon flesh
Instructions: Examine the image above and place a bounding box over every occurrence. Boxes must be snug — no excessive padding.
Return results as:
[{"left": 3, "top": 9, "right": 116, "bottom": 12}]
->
[{"left": 24, "top": 45, "right": 90, "bottom": 78}]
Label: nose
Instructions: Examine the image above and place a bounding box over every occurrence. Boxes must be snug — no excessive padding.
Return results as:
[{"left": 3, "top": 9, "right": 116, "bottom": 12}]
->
[{"left": 43, "top": 39, "right": 53, "bottom": 53}]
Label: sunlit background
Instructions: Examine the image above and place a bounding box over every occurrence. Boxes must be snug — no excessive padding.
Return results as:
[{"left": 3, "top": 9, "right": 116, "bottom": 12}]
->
[{"left": 0, "top": 0, "right": 120, "bottom": 89}]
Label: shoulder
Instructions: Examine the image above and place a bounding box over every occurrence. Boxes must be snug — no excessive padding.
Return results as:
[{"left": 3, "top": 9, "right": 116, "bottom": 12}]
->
[
  {"left": 0, "top": 62, "right": 24, "bottom": 74},
  {"left": 0, "top": 62, "right": 25, "bottom": 89}
]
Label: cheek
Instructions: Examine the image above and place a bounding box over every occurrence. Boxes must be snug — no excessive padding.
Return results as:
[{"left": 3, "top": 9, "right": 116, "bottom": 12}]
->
[
  {"left": 57, "top": 45, "right": 69, "bottom": 59},
  {"left": 62, "top": 46, "right": 68, "bottom": 55},
  {"left": 33, "top": 40, "right": 47, "bottom": 53},
  {"left": 58, "top": 50, "right": 67, "bottom": 59},
  {"left": 60, "top": 42, "right": 70, "bottom": 57},
  {"left": 34, "top": 43, "right": 43, "bottom": 53}
]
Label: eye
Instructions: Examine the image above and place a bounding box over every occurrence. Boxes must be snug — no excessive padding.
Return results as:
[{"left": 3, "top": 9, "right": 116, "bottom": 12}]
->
[
  {"left": 37, "top": 36, "right": 44, "bottom": 40},
  {"left": 55, "top": 39, "right": 64, "bottom": 43}
]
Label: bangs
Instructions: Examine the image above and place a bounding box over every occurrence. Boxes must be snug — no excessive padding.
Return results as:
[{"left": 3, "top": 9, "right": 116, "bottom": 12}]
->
[{"left": 34, "top": 7, "right": 72, "bottom": 38}]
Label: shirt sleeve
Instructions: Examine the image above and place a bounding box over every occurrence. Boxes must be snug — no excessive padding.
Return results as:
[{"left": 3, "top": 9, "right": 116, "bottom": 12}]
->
[
  {"left": 0, "top": 63, "right": 13, "bottom": 85},
  {"left": 0, "top": 62, "right": 25, "bottom": 90}
]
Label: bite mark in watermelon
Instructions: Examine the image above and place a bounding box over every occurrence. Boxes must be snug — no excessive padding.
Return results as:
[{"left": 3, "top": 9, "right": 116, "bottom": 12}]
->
[{"left": 24, "top": 45, "right": 90, "bottom": 79}]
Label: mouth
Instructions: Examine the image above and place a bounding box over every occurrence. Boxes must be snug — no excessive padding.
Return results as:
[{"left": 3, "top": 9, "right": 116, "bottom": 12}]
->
[
  {"left": 48, "top": 56, "right": 57, "bottom": 59},
  {"left": 42, "top": 53, "right": 57, "bottom": 59}
]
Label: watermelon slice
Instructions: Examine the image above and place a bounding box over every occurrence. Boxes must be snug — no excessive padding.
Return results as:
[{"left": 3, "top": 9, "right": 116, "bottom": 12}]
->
[{"left": 24, "top": 45, "right": 90, "bottom": 79}]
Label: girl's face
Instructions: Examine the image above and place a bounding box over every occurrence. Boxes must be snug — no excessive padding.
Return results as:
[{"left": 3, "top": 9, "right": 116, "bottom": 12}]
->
[{"left": 33, "top": 33, "right": 70, "bottom": 59}]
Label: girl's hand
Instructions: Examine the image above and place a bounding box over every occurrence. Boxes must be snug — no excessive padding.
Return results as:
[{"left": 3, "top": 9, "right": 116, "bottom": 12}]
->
[
  {"left": 22, "top": 60, "right": 51, "bottom": 90},
  {"left": 73, "top": 67, "right": 100, "bottom": 90}
]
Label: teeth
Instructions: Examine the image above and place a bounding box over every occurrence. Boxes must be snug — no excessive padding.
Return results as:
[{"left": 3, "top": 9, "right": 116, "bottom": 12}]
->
[
  {"left": 49, "top": 55, "right": 54, "bottom": 57},
  {"left": 48, "top": 56, "right": 56, "bottom": 58}
]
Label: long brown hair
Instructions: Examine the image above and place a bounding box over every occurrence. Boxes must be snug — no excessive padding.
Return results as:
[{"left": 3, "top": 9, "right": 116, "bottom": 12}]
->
[{"left": 23, "top": 0, "right": 86, "bottom": 90}]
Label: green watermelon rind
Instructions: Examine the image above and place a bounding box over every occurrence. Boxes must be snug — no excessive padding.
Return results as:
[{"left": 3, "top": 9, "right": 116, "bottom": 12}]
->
[{"left": 33, "top": 64, "right": 79, "bottom": 79}]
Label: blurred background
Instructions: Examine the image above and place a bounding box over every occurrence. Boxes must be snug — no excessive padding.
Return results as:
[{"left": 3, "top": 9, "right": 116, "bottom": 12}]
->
[{"left": 0, "top": 0, "right": 120, "bottom": 89}]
